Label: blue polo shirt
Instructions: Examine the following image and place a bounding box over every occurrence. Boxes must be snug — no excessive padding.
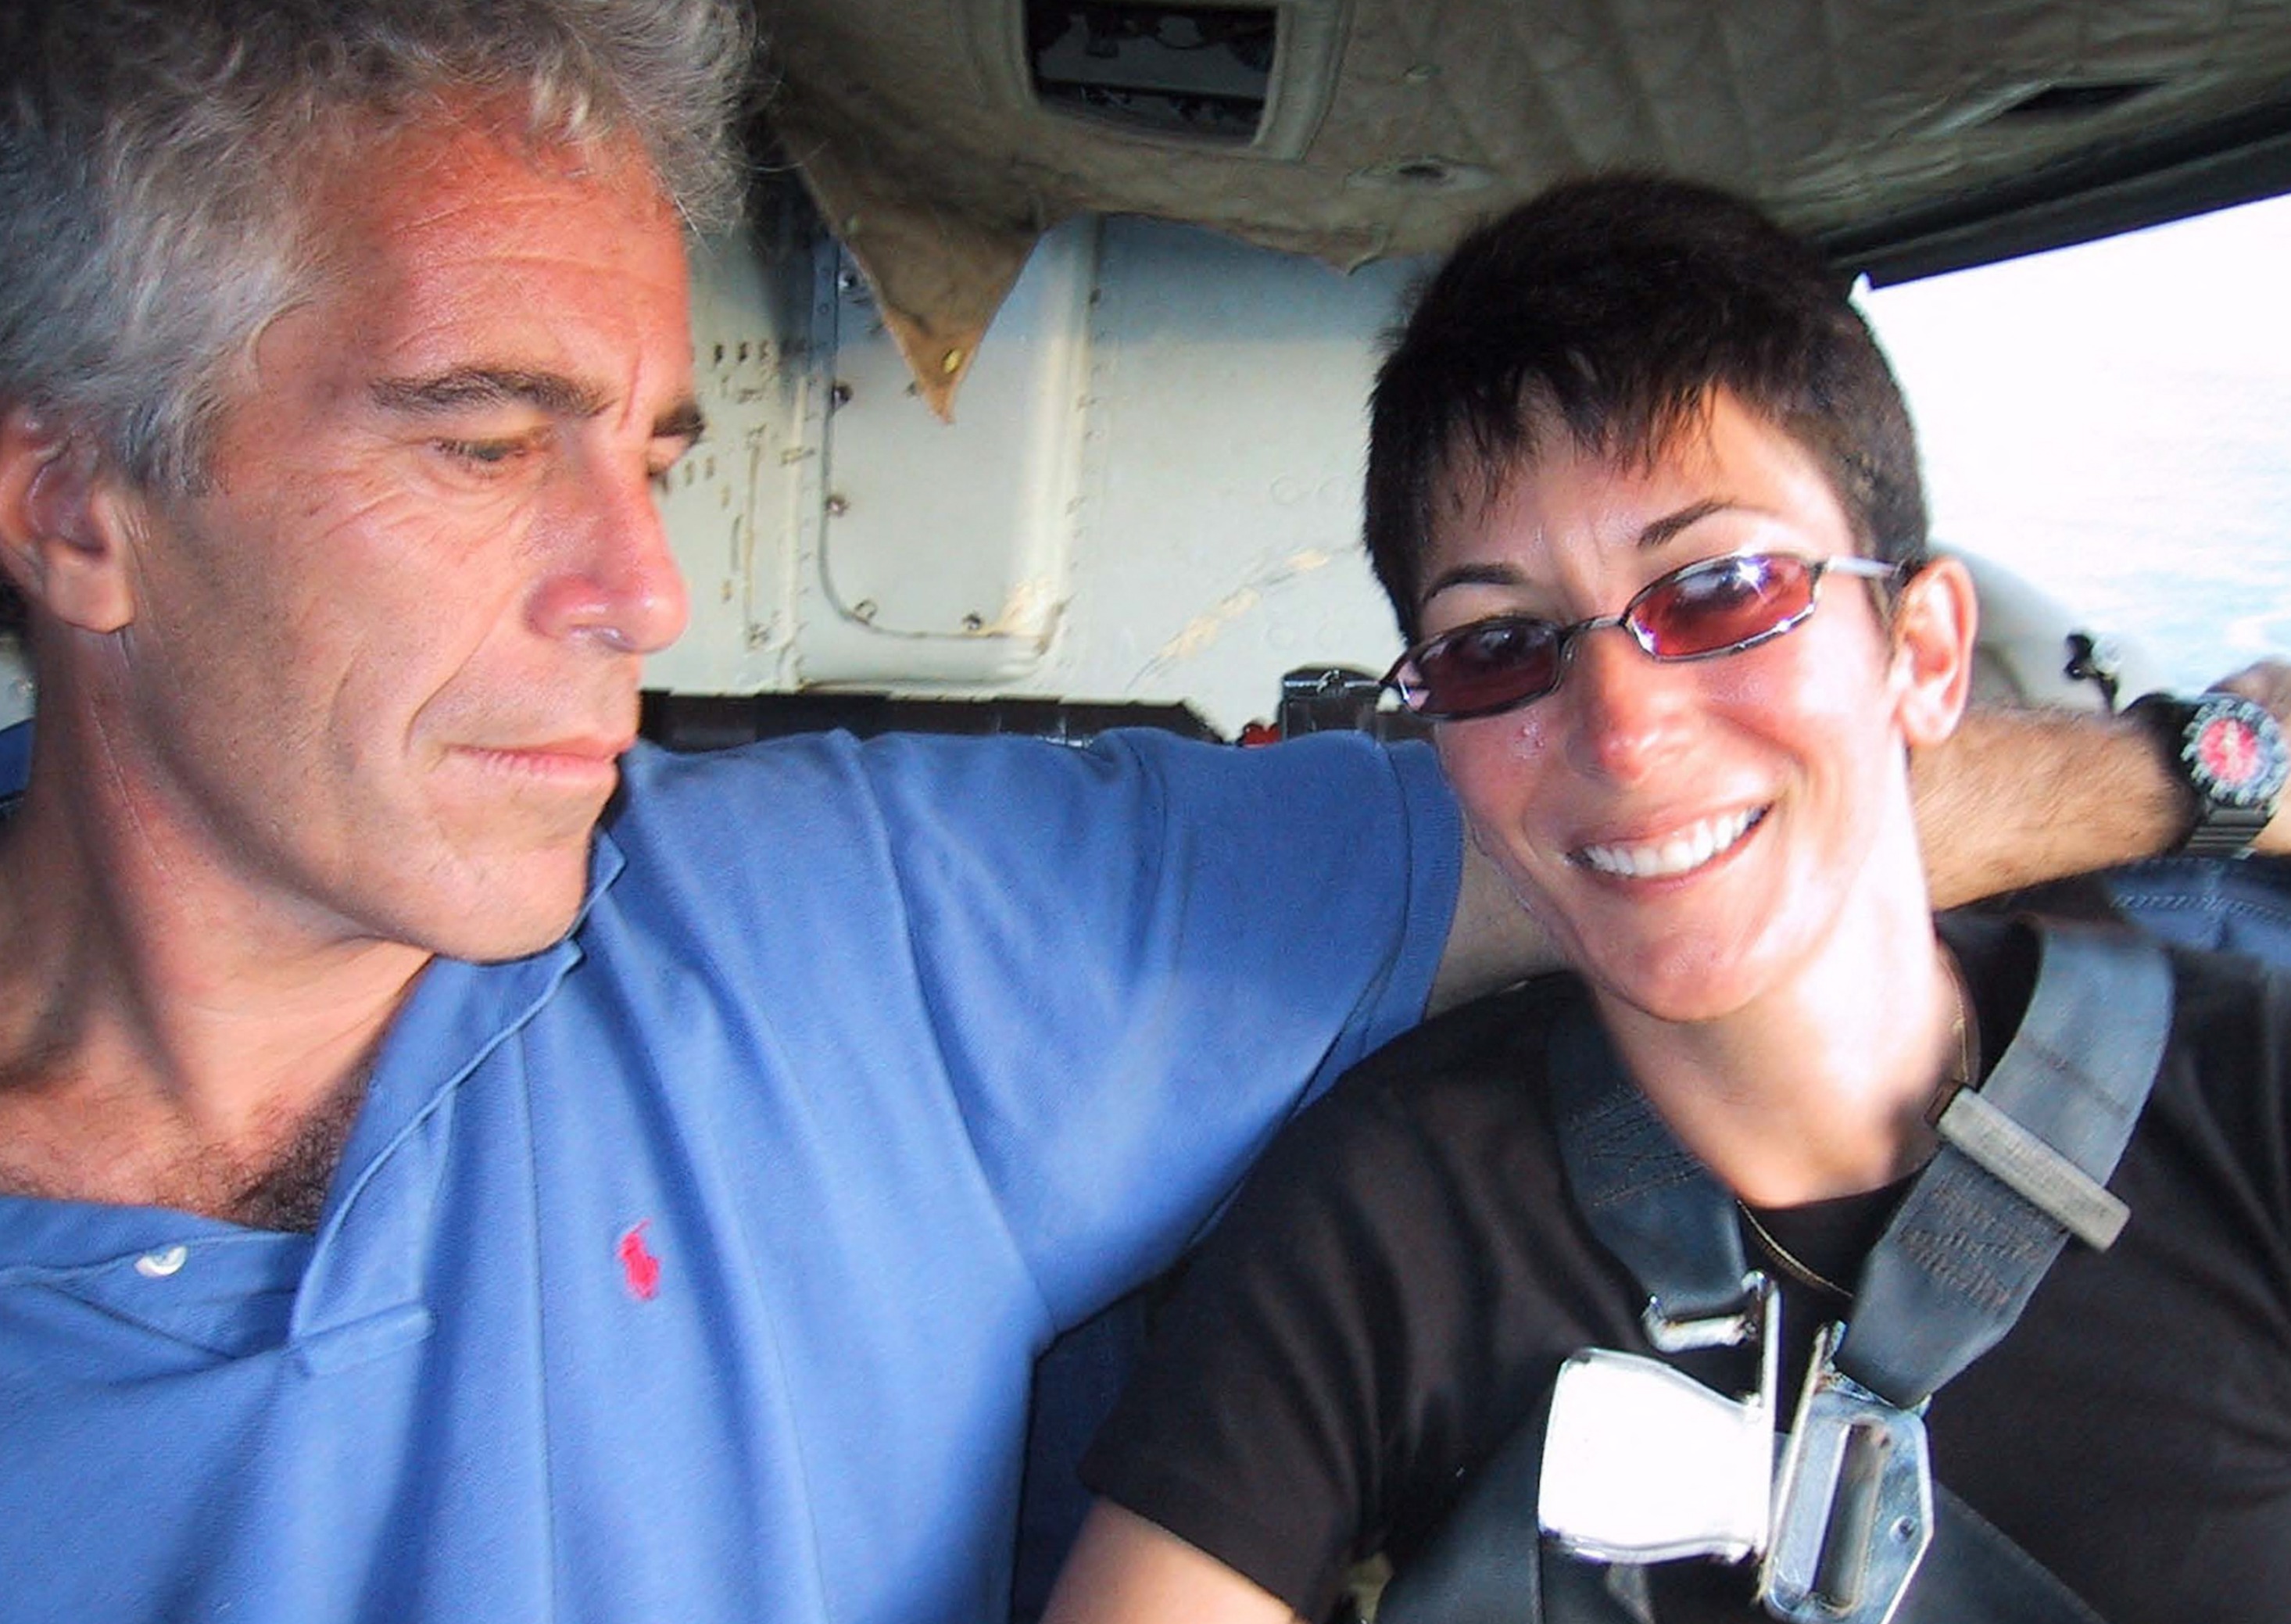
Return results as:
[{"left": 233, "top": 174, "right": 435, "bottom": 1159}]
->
[{"left": 0, "top": 725, "right": 1456, "bottom": 1622}]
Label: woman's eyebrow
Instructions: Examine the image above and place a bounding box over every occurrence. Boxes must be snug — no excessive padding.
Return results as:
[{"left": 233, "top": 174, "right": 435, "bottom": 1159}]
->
[
  {"left": 1636, "top": 497, "right": 1736, "bottom": 550},
  {"left": 1419, "top": 560, "right": 1529, "bottom": 606},
  {"left": 1417, "top": 496, "right": 1759, "bottom": 609}
]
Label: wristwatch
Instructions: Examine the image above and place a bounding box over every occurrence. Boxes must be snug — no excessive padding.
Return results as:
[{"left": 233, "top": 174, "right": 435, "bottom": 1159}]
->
[{"left": 2125, "top": 690, "right": 2289, "bottom": 857}]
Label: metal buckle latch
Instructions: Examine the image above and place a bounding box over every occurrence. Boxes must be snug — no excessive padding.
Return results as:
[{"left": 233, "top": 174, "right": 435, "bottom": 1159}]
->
[
  {"left": 1539, "top": 1277, "right": 1779, "bottom": 1565},
  {"left": 1759, "top": 1323, "right": 1935, "bottom": 1624},
  {"left": 1541, "top": 1294, "right": 1935, "bottom": 1624}
]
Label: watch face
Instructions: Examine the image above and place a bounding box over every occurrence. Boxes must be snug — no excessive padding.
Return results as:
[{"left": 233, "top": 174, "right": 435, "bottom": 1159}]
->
[{"left": 2187, "top": 697, "right": 2290, "bottom": 809}]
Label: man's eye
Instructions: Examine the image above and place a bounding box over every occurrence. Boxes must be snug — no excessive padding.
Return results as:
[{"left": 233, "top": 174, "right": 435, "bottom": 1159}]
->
[{"left": 436, "top": 438, "right": 533, "bottom": 471}]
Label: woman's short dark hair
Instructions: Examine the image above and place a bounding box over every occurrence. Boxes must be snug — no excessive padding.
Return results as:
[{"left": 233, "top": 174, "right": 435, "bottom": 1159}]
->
[{"left": 1364, "top": 174, "right": 1929, "bottom": 638}]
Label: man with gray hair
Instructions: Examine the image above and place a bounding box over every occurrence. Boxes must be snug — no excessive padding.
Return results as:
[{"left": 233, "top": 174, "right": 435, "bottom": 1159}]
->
[{"left": 0, "top": 2, "right": 2272, "bottom": 1621}]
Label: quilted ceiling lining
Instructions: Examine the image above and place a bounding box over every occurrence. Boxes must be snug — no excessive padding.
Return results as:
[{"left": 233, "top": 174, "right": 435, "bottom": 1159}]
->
[{"left": 756, "top": 0, "right": 2291, "bottom": 412}]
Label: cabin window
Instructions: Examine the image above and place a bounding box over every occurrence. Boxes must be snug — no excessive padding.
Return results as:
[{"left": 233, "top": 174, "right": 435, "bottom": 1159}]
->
[{"left": 1862, "top": 191, "right": 2291, "bottom": 692}]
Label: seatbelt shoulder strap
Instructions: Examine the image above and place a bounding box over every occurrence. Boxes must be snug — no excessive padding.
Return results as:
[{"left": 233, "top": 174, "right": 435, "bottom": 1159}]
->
[
  {"left": 1380, "top": 925, "right": 2178, "bottom": 1624},
  {"left": 1838, "top": 924, "right": 2175, "bottom": 1404}
]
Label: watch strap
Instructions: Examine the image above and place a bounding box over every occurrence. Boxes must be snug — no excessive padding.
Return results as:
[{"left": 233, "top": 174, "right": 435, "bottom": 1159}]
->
[{"left": 2181, "top": 802, "right": 2272, "bottom": 859}]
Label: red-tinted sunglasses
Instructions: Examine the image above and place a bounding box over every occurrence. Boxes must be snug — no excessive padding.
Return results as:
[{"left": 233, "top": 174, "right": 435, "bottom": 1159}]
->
[{"left": 1384, "top": 551, "right": 1903, "bottom": 721}]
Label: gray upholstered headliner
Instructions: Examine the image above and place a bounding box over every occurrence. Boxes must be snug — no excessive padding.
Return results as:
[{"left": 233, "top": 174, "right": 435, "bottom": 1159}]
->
[{"left": 754, "top": 0, "right": 2291, "bottom": 409}]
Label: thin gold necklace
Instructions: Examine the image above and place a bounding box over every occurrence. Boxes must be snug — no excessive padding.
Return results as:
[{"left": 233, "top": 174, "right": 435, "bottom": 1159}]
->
[
  {"left": 1737, "top": 950, "right": 1979, "bottom": 1304},
  {"left": 1736, "top": 1201, "right": 1855, "bottom": 1300},
  {"left": 1924, "top": 947, "right": 1981, "bottom": 1126}
]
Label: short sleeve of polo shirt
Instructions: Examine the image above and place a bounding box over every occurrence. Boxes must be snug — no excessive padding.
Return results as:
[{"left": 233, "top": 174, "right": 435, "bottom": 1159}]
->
[{"left": 607, "top": 727, "right": 1462, "bottom": 1332}]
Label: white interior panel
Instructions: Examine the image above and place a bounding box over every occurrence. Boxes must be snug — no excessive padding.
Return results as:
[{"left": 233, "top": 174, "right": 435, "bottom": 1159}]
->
[
  {"left": 659, "top": 208, "right": 1422, "bottom": 735},
  {"left": 1053, "top": 217, "right": 1417, "bottom": 732},
  {"left": 796, "top": 218, "right": 1100, "bottom": 686},
  {"left": 644, "top": 228, "right": 813, "bottom": 696}
]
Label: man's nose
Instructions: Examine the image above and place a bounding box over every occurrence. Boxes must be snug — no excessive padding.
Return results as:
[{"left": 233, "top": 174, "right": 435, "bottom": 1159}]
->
[
  {"left": 528, "top": 460, "right": 691, "bottom": 654},
  {"left": 1559, "top": 624, "right": 1690, "bottom": 782}
]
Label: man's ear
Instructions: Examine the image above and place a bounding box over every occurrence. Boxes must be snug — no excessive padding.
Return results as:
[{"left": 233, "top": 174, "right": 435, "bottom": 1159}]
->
[
  {"left": 0, "top": 403, "right": 138, "bottom": 635},
  {"left": 1890, "top": 553, "right": 1979, "bottom": 748}
]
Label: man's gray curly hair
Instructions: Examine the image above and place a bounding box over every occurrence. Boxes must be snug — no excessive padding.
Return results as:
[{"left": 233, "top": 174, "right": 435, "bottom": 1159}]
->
[{"left": 0, "top": 0, "right": 753, "bottom": 633}]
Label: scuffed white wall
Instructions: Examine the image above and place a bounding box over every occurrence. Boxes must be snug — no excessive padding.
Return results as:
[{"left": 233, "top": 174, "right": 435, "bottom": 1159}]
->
[
  {"left": 1054, "top": 220, "right": 1420, "bottom": 735},
  {"left": 652, "top": 210, "right": 1424, "bottom": 738}
]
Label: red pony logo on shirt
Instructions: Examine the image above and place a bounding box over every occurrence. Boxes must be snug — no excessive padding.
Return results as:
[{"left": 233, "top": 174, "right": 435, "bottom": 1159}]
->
[{"left": 617, "top": 1221, "right": 662, "bottom": 1301}]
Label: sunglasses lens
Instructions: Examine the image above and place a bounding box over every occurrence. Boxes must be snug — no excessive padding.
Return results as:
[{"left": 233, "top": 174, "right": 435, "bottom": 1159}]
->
[
  {"left": 1634, "top": 554, "right": 1818, "bottom": 657},
  {"left": 1410, "top": 618, "right": 1564, "bottom": 715},
  {"left": 1398, "top": 555, "right": 1853, "bottom": 717}
]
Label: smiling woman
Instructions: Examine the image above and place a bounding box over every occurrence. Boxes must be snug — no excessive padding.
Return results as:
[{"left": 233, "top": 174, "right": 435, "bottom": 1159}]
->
[
  {"left": 1408, "top": 392, "right": 1964, "bottom": 1041},
  {"left": 1046, "top": 176, "right": 2291, "bottom": 1624}
]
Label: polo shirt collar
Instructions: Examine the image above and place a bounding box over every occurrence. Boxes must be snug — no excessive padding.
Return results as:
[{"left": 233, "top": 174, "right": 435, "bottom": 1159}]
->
[
  {"left": 288, "top": 827, "right": 625, "bottom": 1336},
  {"left": 0, "top": 807, "right": 630, "bottom": 1361}
]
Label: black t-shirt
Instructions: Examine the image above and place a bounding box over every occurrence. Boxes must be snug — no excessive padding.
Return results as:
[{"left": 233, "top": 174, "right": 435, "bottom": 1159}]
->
[{"left": 1080, "top": 918, "right": 2291, "bottom": 1622}]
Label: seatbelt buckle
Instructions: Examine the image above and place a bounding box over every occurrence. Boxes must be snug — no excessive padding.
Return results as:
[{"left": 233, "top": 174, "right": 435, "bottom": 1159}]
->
[
  {"left": 1539, "top": 1276, "right": 1778, "bottom": 1565},
  {"left": 1760, "top": 1323, "right": 1934, "bottom": 1624}
]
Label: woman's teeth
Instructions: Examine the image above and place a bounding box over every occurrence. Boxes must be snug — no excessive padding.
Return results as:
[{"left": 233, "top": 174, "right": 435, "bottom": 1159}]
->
[{"left": 1579, "top": 807, "right": 1762, "bottom": 878}]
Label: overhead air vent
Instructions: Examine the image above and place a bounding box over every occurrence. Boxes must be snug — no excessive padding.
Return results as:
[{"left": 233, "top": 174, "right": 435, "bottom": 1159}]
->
[
  {"left": 974, "top": 0, "right": 1348, "bottom": 159},
  {"left": 1027, "top": 2, "right": 1276, "bottom": 143}
]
